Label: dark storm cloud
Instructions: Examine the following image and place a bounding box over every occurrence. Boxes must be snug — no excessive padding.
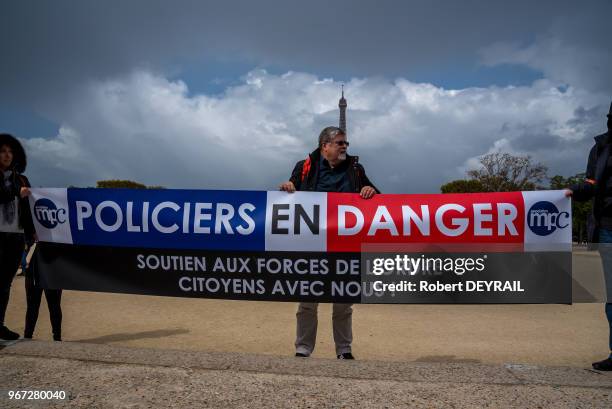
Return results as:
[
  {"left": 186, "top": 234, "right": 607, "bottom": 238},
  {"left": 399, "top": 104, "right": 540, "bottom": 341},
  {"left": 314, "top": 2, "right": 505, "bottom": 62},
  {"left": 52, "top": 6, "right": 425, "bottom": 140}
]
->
[
  {"left": 512, "top": 130, "right": 561, "bottom": 152},
  {"left": 1, "top": 0, "right": 610, "bottom": 106},
  {"left": 568, "top": 105, "right": 607, "bottom": 134}
]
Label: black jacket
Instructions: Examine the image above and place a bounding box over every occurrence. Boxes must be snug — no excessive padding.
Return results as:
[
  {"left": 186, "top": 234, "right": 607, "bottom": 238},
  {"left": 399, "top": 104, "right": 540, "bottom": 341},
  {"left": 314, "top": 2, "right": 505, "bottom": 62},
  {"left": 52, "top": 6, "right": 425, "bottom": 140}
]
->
[
  {"left": 571, "top": 131, "right": 610, "bottom": 243},
  {"left": 289, "top": 148, "right": 379, "bottom": 193},
  {"left": 0, "top": 172, "right": 35, "bottom": 242}
]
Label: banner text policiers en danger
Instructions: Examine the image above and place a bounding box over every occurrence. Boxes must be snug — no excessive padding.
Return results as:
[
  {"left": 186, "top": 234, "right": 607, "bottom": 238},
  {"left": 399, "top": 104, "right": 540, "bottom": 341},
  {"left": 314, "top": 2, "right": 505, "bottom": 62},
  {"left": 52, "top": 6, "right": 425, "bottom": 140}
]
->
[{"left": 27, "top": 189, "right": 572, "bottom": 303}]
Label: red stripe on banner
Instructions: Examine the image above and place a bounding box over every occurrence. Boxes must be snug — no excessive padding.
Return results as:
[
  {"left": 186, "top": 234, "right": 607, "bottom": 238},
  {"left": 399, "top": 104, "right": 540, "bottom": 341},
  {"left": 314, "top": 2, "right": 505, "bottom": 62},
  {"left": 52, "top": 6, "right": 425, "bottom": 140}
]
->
[{"left": 326, "top": 192, "right": 525, "bottom": 252}]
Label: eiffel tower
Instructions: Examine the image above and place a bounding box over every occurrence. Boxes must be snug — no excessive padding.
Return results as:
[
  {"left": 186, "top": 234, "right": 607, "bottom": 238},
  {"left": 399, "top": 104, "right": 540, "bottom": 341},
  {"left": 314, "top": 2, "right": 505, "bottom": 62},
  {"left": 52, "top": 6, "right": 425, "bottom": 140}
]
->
[{"left": 338, "top": 84, "right": 347, "bottom": 134}]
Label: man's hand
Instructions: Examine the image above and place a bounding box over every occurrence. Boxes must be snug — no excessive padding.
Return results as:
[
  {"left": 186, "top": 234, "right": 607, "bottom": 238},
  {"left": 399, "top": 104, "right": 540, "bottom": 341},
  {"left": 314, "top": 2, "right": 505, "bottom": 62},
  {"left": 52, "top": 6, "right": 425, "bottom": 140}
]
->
[
  {"left": 19, "top": 187, "right": 31, "bottom": 198},
  {"left": 360, "top": 186, "right": 376, "bottom": 199},
  {"left": 564, "top": 189, "right": 573, "bottom": 197},
  {"left": 279, "top": 181, "right": 296, "bottom": 193}
]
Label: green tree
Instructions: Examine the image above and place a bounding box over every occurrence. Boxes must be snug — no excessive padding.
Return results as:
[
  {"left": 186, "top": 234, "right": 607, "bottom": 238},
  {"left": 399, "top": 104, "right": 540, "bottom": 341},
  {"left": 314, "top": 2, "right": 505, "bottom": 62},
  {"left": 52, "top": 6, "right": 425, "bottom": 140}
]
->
[
  {"left": 96, "top": 180, "right": 146, "bottom": 189},
  {"left": 440, "top": 179, "right": 486, "bottom": 193}
]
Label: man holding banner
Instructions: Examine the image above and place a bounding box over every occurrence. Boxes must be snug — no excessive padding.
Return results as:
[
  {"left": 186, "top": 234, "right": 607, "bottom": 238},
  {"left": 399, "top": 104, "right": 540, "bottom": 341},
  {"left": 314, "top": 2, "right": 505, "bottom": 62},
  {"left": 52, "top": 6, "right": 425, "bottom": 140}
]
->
[{"left": 280, "top": 126, "right": 379, "bottom": 359}]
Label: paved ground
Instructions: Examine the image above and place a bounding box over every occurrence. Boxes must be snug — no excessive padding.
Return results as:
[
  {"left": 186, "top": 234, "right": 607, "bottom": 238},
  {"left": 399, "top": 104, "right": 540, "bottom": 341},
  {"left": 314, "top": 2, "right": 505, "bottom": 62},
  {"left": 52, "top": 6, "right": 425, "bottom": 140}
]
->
[
  {"left": 3, "top": 283, "right": 611, "bottom": 367},
  {"left": 1, "top": 341, "right": 611, "bottom": 408}
]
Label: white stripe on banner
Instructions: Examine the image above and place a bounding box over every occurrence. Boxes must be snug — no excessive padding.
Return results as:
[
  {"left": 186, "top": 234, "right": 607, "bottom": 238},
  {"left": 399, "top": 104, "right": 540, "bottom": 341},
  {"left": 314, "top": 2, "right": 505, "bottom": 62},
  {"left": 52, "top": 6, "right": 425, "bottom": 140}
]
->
[
  {"left": 29, "top": 188, "right": 73, "bottom": 244},
  {"left": 265, "top": 191, "right": 327, "bottom": 251},
  {"left": 522, "top": 190, "right": 572, "bottom": 252}
]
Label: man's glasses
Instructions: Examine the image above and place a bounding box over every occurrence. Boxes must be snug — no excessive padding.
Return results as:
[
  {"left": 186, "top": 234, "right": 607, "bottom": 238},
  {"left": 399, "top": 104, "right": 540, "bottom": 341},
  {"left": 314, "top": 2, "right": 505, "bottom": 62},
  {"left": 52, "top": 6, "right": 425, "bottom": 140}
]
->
[{"left": 332, "top": 140, "right": 349, "bottom": 147}]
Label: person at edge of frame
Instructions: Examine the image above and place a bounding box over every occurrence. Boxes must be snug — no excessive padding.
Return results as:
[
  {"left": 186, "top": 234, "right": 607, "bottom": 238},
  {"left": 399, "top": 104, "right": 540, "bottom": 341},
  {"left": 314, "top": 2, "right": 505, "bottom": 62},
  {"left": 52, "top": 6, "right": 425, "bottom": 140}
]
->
[
  {"left": 0, "top": 133, "right": 35, "bottom": 341},
  {"left": 24, "top": 244, "right": 62, "bottom": 341},
  {"left": 279, "top": 126, "right": 379, "bottom": 360},
  {"left": 566, "top": 101, "right": 612, "bottom": 371}
]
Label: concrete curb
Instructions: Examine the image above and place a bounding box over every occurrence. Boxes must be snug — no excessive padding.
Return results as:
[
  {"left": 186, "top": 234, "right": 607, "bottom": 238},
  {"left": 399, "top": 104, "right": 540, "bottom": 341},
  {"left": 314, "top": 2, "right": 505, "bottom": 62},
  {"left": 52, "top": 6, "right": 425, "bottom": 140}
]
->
[
  {"left": 573, "top": 250, "right": 601, "bottom": 258},
  {"left": 2, "top": 340, "right": 611, "bottom": 389}
]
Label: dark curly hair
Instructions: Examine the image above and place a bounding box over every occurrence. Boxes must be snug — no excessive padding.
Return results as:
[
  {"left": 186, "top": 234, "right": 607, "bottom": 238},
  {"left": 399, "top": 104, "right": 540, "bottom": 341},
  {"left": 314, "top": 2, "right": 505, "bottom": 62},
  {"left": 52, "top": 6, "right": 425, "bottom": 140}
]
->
[{"left": 0, "top": 133, "right": 27, "bottom": 173}]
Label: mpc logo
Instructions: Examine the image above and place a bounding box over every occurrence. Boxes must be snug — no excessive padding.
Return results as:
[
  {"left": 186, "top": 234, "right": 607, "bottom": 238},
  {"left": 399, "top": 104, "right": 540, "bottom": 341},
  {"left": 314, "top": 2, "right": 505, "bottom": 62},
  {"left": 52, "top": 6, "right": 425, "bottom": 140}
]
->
[
  {"left": 34, "top": 198, "right": 67, "bottom": 229},
  {"left": 527, "top": 201, "right": 570, "bottom": 236}
]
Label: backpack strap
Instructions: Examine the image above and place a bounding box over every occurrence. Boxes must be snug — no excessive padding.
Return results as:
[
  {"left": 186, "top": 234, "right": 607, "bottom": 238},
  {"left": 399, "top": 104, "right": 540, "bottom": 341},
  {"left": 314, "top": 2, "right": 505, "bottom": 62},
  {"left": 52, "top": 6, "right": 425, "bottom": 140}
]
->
[{"left": 300, "top": 156, "right": 311, "bottom": 182}]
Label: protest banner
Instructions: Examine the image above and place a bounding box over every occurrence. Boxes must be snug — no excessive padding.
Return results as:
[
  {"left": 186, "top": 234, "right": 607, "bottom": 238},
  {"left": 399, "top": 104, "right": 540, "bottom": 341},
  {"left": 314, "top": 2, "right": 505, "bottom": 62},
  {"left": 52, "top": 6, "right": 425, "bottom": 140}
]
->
[{"left": 27, "top": 188, "right": 572, "bottom": 303}]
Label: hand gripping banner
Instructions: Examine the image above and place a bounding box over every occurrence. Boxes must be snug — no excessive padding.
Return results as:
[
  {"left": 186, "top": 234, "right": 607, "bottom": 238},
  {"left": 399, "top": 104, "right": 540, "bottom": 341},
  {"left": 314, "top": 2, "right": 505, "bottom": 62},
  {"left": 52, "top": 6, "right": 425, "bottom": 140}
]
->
[{"left": 28, "top": 188, "right": 572, "bottom": 303}]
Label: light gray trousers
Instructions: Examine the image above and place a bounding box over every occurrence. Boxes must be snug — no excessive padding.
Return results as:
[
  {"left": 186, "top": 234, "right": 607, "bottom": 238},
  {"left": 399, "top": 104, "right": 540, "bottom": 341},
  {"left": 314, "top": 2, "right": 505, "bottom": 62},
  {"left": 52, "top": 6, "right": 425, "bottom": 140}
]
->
[{"left": 295, "top": 302, "right": 353, "bottom": 356}]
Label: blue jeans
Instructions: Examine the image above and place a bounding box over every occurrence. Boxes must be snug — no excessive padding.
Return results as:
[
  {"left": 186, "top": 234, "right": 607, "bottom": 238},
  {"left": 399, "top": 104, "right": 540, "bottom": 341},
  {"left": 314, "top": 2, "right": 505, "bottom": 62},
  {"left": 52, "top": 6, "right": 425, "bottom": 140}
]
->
[
  {"left": 597, "top": 228, "right": 612, "bottom": 352},
  {"left": 20, "top": 247, "right": 28, "bottom": 272}
]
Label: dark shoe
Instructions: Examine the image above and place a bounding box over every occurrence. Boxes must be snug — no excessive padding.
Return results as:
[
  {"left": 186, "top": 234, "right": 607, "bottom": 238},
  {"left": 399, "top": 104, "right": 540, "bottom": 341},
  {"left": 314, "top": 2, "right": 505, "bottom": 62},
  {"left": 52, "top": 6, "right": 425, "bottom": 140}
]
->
[
  {"left": 295, "top": 352, "right": 308, "bottom": 358},
  {"left": 592, "top": 357, "right": 612, "bottom": 371},
  {"left": 53, "top": 335, "right": 62, "bottom": 342},
  {"left": 23, "top": 333, "right": 32, "bottom": 339},
  {"left": 0, "top": 326, "right": 20, "bottom": 341},
  {"left": 337, "top": 352, "right": 355, "bottom": 360}
]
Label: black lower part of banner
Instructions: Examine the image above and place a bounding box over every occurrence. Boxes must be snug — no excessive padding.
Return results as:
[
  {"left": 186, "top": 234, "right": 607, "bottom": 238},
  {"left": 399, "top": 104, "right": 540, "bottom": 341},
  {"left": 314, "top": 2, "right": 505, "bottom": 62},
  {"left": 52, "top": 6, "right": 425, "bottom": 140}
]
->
[{"left": 35, "top": 243, "right": 571, "bottom": 303}]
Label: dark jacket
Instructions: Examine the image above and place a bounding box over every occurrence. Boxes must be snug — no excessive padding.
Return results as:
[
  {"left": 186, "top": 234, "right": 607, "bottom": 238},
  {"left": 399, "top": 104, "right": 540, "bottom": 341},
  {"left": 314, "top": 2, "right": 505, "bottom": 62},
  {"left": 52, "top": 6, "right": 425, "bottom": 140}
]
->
[
  {"left": 289, "top": 148, "right": 380, "bottom": 193},
  {"left": 571, "top": 131, "right": 610, "bottom": 243},
  {"left": 0, "top": 133, "right": 35, "bottom": 242},
  {"left": 0, "top": 172, "right": 35, "bottom": 242}
]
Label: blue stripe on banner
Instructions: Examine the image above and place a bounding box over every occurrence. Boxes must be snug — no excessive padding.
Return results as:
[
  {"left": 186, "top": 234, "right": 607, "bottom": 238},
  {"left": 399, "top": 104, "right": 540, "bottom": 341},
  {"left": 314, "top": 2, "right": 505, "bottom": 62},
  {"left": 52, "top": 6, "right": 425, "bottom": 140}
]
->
[{"left": 67, "top": 188, "right": 267, "bottom": 250}]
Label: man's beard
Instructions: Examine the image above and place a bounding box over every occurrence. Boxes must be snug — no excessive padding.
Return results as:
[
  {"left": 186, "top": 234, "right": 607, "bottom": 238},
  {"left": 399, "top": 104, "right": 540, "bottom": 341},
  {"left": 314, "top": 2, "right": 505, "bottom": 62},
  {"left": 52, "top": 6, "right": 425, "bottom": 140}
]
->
[{"left": 338, "top": 153, "right": 347, "bottom": 161}]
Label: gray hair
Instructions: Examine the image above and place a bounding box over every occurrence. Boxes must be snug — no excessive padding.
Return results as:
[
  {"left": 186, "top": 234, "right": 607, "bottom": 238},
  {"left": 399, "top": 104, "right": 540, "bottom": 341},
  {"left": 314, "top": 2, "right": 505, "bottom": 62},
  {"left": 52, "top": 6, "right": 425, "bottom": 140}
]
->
[{"left": 318, "top": 126, "right": 345, "bottom": 148}]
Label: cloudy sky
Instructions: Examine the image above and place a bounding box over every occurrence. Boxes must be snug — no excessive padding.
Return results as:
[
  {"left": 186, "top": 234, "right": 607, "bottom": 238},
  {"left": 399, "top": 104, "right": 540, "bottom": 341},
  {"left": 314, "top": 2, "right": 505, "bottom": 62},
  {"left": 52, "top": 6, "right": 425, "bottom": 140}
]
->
[{"left": 1, "top": 0, "right": 610, "bottom": 193}]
